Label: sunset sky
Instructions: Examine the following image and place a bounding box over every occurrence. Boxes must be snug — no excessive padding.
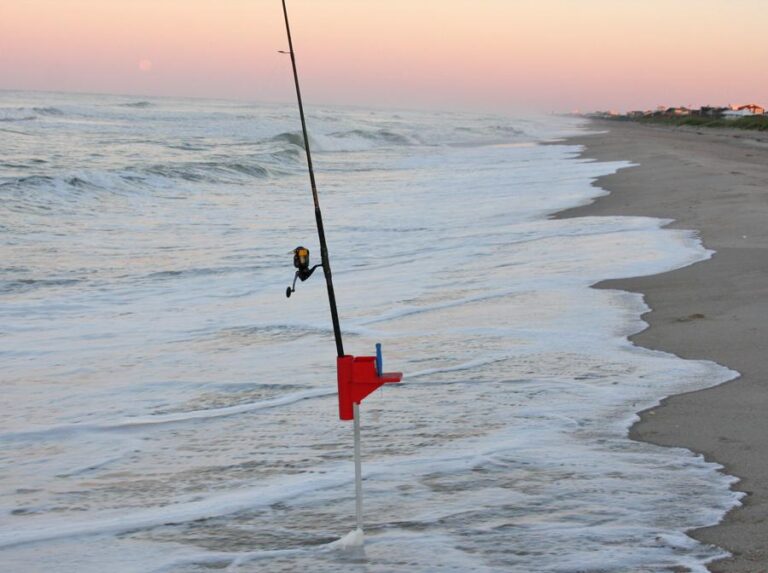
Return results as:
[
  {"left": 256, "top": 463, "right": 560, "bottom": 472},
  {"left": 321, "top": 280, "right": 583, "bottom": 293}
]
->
[{"left": 1, "top": 0, "right": 767, "bottom": 112}]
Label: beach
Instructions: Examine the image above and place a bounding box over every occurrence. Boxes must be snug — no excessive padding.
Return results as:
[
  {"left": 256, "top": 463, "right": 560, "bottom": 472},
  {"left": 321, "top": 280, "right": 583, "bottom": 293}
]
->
[
  {"left": 559, "top": 120, "right": 768, "bottom": 572},
  {"left": 3, "top": 93, "right": 742, "bottom": 571}
]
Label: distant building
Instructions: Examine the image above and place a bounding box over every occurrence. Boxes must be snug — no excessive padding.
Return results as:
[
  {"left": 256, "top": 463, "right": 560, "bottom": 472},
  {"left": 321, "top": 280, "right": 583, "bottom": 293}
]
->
[
  {"left": 666, "top": 107, "right": 691, "bottom": 116},
  {"left": 723, "top": 109, "right": 756, "bottom": 119},
  {"left": 589, "top": 102, "right": 765, "bottom": 120},
  {"left": 736, "top": 103, "right": 765, "bottom": 115},
  {"left": 699, "top": 106, "right": 729, "bottom": 117}
]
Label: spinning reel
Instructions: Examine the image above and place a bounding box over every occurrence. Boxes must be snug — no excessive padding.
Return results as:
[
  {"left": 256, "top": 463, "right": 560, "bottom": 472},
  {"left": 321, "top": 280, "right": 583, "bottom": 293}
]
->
[{"left": 286, "top": 246, "right": 322, "bottom": 298}]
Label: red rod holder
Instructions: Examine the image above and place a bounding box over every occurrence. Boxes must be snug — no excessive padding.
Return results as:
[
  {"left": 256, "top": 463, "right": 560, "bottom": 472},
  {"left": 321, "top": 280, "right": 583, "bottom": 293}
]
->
[{"left": 337, "top": 355, "right": 402, "bottom": 421}]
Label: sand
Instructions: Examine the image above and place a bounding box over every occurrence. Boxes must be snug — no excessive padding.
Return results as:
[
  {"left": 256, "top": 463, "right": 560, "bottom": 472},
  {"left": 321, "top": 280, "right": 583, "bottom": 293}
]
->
[{"left": 557, "top": 120, "right": 768, "bottom": 572}]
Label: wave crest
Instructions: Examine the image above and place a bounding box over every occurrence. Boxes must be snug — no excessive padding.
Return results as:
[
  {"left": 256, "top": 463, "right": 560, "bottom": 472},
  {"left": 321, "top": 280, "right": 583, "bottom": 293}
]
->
[
  {"left": 0, "top": 159, "right": 272, "bottom": 198},
  {"left": 32, "top": 107, "right": 65, "bottom": 116},
  {"left": 140, "top": 160, "right": 270, "bottom": 183},
  {"left": 0, "top": 109, "right": 37, "bottom": 122},
  {"left": 330, "top": 128, "right": 414, "bottom": 146},
  {"left": 270, "top": 131, "right": 306, "bottom": 149},
  {"left": 120, "top": 101, "right": 153, "bottom": 108}
]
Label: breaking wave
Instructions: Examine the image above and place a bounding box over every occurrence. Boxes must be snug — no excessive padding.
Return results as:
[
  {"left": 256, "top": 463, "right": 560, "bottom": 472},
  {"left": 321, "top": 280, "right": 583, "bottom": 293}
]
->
[
  {"left": 270, "top": 127, "right": 416, "bottom": 152},
  {"left": 120, "top": 101, "right": 153, "bottom": 108},
  {"left": 137, "top": 160, "right": 270, "bottom": 183},
  {"left": 329, "top": 128, "right": 415, "bottom": 146},
  {"left": 0, "top": 107, "right": 66, "bottom": 122},
  {"left": 32, "top": 107, "right": 65, "bottom": 116},
  {"left": 0, "top": 159, "right": 272, "bottom": 198},
  {"left": 271, "top": 131, "right": 306, "bottom": 149},
  {"left": 0, "top": 277, "right": 84, "bottom": 296},
  {"left": 0, "top": 109, "right": 37, "bottom": 122}
]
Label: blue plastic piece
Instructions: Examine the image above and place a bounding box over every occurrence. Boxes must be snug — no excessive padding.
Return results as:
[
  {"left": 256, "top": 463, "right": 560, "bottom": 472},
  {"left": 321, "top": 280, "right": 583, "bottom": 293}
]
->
[{"left": 375, "top": 343, "right": 383, "bottom": 376}]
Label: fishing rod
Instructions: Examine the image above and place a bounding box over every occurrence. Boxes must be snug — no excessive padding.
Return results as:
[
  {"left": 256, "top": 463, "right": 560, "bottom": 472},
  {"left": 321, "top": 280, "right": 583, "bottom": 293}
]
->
[
  {"left": 279, "top": 0, "right": 402, "bottom": 541},
  {"left": 280, "top": 0, "right": 344, "bottom": 358}
]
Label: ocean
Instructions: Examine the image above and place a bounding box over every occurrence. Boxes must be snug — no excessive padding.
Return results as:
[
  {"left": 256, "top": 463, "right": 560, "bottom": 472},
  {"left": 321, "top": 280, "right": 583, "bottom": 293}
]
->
[{"left": 0, "top": 91, "right": 740, "bottom": 572}]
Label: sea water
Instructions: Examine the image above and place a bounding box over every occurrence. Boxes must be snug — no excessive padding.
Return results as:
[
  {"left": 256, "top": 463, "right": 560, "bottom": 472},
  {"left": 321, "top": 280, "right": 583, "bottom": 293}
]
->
[{"left": 0, "top": 91, "right": 740, "bottom": 572}]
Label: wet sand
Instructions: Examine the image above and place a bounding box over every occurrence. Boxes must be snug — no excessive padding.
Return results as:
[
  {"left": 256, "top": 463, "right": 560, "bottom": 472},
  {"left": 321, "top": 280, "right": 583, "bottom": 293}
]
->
[{"left": 557, "top": 120, "right": 768, "bottom": 572}]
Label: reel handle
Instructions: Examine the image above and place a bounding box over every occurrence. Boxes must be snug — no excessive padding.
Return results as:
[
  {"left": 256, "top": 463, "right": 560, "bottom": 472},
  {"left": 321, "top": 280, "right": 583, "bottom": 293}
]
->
[{"left": 286, "top": 271, "right": 300, "bottom": 298}]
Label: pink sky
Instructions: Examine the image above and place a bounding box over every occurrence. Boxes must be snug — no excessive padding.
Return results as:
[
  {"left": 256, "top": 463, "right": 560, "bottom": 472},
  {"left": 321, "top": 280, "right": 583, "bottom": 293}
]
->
[{"left": 1, "top": 0, "right": 766, "bottom": 112}]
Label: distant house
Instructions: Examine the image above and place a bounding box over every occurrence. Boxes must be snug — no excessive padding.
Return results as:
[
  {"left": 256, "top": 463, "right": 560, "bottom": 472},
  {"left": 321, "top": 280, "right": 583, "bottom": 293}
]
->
[
  {"left": 700, "top": 106, "right": 729, "bottom": 117},
  {"left": 666, "top": 107, "right": 691, "bottom": 116},
  {"left": 723, "top": 109, "right": 756, "bottom": 119},
  {"left": 736, "top": 103, "right": 765, "bottom": 115}
]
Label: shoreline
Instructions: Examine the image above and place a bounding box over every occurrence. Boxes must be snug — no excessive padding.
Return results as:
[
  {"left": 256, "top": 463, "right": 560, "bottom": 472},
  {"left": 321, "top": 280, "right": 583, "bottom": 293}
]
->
[{"left": 556, "top": 120, "right": 768, "bottom": 571}]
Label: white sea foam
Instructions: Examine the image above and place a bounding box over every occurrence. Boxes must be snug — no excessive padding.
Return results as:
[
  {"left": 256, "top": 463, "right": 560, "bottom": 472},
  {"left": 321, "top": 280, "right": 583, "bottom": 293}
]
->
[
  {"left": 328, "top": 528, "right": 365, "bottom": 550},
  {"left": 0, "top": 468, "right": 349, "bottom": 549},
  {"left": 0, "top": 387, "right": 333, "bottom": 443}
]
